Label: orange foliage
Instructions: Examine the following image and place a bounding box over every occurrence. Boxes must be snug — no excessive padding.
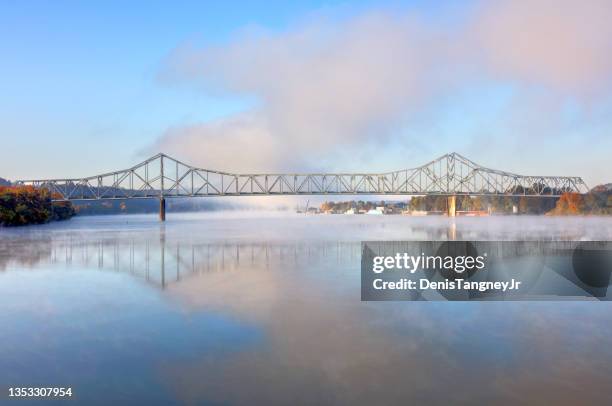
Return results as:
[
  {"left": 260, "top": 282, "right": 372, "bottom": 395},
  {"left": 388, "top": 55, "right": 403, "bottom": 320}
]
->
[
  {"left": 0, "top": 185, "right": 51, "bottom": 197},
  {"left": 0, "top": 185, "right": 34, "bottom": 194},
  {"left": 0, "top": 185, "right": 73, "bottom": 226},
  {"left": 548, "top": 192, "right": 584, "bottom": 215},
  {"left": 321, "top": 201, "right": 334, "bottom": 211}
]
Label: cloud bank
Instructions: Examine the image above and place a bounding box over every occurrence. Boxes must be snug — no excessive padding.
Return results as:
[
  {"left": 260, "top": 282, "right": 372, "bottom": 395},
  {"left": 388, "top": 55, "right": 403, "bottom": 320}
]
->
[{"left": 152, "top": 0, "right": 612, "bottom": 175}]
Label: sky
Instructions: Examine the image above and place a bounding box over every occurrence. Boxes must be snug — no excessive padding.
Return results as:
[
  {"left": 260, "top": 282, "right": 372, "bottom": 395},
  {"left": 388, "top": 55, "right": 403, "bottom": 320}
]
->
[{"left": 1, "top": 0, "right": 612, "bottom": 187}]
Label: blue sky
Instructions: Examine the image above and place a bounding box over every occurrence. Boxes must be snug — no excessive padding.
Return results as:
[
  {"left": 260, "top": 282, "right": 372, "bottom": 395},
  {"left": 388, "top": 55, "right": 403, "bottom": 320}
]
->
[
  {"left": 1, "top": 0, "right": 301, "bottom": 176},
  {"left": 1, "top": 0, "right": 611, "bottom": 186}
]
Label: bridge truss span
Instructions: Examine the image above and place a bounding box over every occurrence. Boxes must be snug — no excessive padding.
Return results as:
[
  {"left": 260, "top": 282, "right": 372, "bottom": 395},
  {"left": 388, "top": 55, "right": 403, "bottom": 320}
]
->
[{"left": 16, "top": 152, "right": 589, "bottom": 201}]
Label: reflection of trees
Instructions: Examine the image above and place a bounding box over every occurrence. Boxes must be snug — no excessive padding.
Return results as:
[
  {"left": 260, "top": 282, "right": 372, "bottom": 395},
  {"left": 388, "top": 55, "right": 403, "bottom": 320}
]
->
[{"left": 0, "top": 237, "right": 53, "bottom": 271}]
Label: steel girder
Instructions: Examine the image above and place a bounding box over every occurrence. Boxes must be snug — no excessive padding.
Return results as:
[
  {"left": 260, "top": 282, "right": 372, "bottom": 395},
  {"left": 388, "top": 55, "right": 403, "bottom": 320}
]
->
[{"left": 16, "top": 152, "right": 589, "bottom": 201}]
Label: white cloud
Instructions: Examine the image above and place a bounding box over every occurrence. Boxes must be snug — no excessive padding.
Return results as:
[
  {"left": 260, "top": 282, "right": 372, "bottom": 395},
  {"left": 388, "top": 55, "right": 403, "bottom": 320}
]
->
[
  {"left": 153, "top": 10, "right": 448, "bottom": 170},
  {"left": 151, "top": 0, "right": 612, "bottom": 180},
  {"left": 471, "top": 0, "right": 612, "bottom": 98}
]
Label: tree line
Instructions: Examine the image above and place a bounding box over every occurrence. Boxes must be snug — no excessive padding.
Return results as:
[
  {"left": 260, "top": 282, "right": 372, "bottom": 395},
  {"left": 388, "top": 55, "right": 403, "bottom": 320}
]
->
[
  {"left": 320, "top": 186, "right": 612, "bottom": 216},
  {"left": 408, "top": 189, "right": 611, "bottom": 215},
  {"left": 0, "top": 186, "right": 75, "bottom": 226}
]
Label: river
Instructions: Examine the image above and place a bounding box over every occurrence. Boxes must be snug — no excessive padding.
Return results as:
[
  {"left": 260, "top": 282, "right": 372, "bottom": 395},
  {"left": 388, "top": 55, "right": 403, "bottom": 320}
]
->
[{"left": 1, "top": 213, "right": 612, "bottom": 405}]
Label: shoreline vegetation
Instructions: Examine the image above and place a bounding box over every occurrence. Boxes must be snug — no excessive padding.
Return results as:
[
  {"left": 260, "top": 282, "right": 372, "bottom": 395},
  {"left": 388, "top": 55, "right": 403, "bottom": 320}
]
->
[
  {"left": 314, "top": 188, "right": 612, "bottom": 216},
  {"left": 0, "top": 186, "right": 75, "bottom": 226}
]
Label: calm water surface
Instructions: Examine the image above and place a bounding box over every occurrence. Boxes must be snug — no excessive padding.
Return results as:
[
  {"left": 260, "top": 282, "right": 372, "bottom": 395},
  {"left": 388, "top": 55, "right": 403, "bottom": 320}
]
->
[{"left": 1, "top": 213, "right": 612, "bottom": 405}]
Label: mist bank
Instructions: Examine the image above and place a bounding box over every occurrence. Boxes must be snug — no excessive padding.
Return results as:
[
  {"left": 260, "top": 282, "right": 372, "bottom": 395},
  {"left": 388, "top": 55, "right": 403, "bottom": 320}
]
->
[{"left": 71, "top": 196, "right": 301, "bottom": 215}]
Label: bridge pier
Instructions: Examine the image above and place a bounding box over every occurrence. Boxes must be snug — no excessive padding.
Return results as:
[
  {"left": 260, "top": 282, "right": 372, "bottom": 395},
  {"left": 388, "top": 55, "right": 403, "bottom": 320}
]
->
[
  {"left": 159, "top": 198, "right": 166, "bottom": 221},
  {"left": 447, "top": 195, "right": 456, "bottom": 217}
]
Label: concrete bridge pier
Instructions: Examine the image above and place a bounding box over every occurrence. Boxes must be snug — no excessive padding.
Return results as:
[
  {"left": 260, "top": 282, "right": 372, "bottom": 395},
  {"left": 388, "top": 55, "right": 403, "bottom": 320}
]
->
[
  {"left": 159, "top": 197, "right": 166, "bottom": 221},
  {"left": 447, "top": 195, "right": 456, "bottom": 217}
]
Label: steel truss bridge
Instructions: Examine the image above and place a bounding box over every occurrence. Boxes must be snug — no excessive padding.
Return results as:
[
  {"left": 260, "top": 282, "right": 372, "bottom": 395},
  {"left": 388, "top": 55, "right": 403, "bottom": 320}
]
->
[{"left": 17, "top": 152, "right": 588, "bottom": 219}]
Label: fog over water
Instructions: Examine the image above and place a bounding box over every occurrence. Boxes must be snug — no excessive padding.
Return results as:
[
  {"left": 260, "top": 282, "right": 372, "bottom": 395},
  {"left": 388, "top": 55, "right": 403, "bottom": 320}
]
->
[{"left": 1, "top": 213, "right": 612, "bottom": 405}]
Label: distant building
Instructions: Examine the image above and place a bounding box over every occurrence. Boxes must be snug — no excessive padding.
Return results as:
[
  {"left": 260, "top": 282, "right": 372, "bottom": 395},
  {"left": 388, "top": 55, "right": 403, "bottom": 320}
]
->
[{"left": 404, "top": 210, "right": 428, "bottom": 216}]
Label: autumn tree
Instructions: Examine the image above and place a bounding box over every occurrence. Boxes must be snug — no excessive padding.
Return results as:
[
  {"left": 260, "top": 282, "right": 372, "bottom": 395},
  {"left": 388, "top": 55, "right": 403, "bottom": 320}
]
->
[
  {"left": 0, "top": 186, "right": 75, "bottom": 226},
  {"left": 548, "top": 192, "right": 584, "bottom": 215}
]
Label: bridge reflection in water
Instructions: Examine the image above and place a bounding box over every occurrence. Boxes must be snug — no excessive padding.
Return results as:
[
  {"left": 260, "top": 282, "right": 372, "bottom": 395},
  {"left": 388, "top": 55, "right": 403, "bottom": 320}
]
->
[
  {"left": 5, "top": 222, "right": 608, "bottom": 294},
  {"left": 40, "top": 237, "right": 363, "bottom": 289}
]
